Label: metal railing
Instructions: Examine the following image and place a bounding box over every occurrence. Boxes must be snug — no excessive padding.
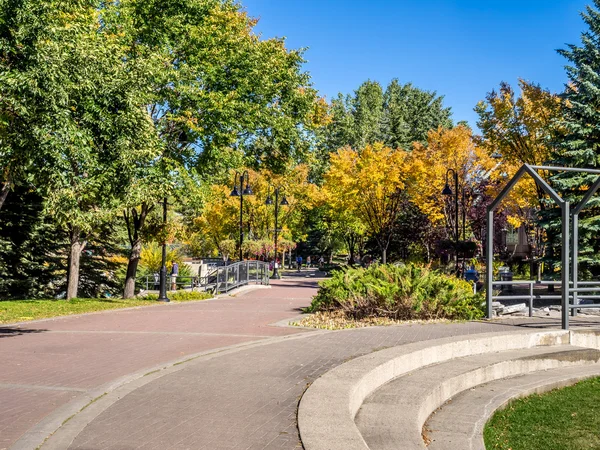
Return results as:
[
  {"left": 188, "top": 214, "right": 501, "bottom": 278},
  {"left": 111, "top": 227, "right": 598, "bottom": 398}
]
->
[
  {"left": 143, "top": 276, "right": 201, "bottom": 292},
  {"left": 199, "top": 260, "right": 270, "bottom": 294},
  {"left": 143, "top": 260, "right": 270, "bottom": 294},
  {"left": 491, "top": 280, "right": 600, "bottom": 317}
]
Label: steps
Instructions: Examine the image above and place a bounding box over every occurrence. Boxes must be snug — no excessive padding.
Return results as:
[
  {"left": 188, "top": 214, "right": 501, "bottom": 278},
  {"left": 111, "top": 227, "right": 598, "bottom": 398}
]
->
[
  {"left": 425, "top": 363, "right": 600, "bottom": 450},
  {"left": 297, "top": 329, "right": 600, "bottom": 450},
  {"left": 355, "top": 345, "right": 600, "bottom": 450}
]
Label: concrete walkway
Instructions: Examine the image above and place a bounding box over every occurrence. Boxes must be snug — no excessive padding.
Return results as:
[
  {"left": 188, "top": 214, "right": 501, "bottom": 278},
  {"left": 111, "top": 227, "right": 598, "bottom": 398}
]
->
[
  {"left": 1, "top": 278, "right": 316, "bottom": 450},
  {"left": 4, "top": 274, "right": 600, "bottom": 450}
]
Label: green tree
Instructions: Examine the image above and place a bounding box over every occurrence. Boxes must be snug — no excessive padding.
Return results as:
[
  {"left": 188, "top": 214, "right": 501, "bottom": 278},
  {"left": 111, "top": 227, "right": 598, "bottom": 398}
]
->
[
  {"left": 112, "top": 0, "right": 319, "bottom": 297},
  {"left": 381, "top": 79, "right": 452, "bottom": 149},
  {"left": 0, "top": 0, "right": 159, "bottom": 299},
  {"left": 312, "top": 79, "right": 453, "bottom": 184},
  {"left": 545, "top": 1, "right": 600, "bottom": 272}
]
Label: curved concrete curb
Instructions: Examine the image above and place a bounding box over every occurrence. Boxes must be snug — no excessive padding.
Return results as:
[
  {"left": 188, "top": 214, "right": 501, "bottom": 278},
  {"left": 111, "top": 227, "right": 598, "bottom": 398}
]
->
[
  {"left": 426, "top": 363, "right": 600, "bottom": 450},
  {"left": 357, "top": 345, "right": 600, "bottom": 449},
  {"left": 297, "top": 329, "right": 570, "bottom": 450}
]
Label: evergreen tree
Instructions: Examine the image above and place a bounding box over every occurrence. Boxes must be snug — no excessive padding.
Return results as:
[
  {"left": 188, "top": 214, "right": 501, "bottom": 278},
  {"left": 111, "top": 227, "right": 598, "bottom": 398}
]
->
[
  {"left": 0, "top": 187, "right": 63, "bottom": 299},
  {"left": 381, "top": 79, "right": 453, "bottom": 149},
  {"left": 312, "top": 79, "right": 453, "bottom": 184},
  {"left": 545, "top": 0, "right": 600, "bottom": 273}
]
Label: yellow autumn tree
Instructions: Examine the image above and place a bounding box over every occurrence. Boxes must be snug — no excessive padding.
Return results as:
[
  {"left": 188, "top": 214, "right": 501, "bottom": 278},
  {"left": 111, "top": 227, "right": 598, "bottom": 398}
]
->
[
  {"left": 193, "top": 165, "right": 317, "bottom": 260},
  {"left": 407, "top": 125, "right": 499, "bottom": 238},
  {"left": 474, "top": 80, "right": 564, "bottom": 258},
  {"left": 322, "top": 142, "right": 407, "bottom": 264},
  {"left": 475, "top": 79, "right": 564, "bottom": 214}
]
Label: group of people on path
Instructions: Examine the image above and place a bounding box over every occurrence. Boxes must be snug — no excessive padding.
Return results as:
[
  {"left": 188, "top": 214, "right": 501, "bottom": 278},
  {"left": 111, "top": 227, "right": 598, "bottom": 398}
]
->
[{"left": 295, "top": 255, "right": 325, "bottom": 271}]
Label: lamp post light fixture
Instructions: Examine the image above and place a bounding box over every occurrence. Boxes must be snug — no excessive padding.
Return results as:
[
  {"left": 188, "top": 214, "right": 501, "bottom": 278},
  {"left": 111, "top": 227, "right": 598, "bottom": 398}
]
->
[
  {"left": 266, "top": 187, "right": 289, "bottom": 279},
  {"left": 442, "top": 168, "right": 460, "bottom": 269},
  {"left": 230, "top": 170, "right": 253, "bottom": 261},
  {"left": 157, "top": 196, "right": 170, "bottom": 302}
]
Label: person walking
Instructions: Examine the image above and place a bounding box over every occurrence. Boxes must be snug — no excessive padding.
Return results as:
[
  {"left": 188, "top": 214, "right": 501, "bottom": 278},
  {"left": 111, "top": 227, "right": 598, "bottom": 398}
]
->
[
  {"left": 170, "top": 261, "right": 179, "bottom": 291},
  {"left": 296, "top": 255, "right": 303, "bottom": 271},
  {"left": 306, "top": 256, "right": 311, "bottom": 269}
]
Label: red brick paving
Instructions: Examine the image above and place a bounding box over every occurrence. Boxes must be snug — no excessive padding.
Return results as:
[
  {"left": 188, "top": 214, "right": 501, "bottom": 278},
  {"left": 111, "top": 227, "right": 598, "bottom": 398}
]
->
[
  {"left": 0, "top": 279, "right": 315, "bottom": 449},
  {"left": 4, "top": 275, "right": 599, "bottom": 450}
]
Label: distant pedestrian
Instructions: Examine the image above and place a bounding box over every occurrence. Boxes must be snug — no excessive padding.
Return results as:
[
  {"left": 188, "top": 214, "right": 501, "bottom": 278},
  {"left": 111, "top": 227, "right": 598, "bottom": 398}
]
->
[
  {"left": 153, "top": 272, "right": 160, "bottom": 290},
  {"left": 306, "top": 256, "right": 311, "bottom": 268},
  {"left": 296, "top": 255, "right": 303, "bottom": 271},
  {"left": 318, "top": 256, "right": 324, "bottom": 268},
  {"left": 170, "top": 261, "right": 179, "bottom": 290}
]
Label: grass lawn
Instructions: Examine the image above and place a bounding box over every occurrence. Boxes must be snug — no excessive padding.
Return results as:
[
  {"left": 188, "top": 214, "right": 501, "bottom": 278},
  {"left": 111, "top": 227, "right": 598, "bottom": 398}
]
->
[
  {"left": 484, "top": 377, "right": 600, "bottom": 450},
  {"left": 0, "top": 291, "right": 213, "bottom": 325}
]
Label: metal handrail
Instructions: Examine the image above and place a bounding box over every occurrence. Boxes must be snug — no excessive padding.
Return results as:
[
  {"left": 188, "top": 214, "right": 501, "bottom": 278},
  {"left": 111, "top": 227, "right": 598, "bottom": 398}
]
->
[
  {"left": 491, "top": 279, "right": 600, "bottom": 318},
  {"left": 198, "top": 260, "right": 270, "bottom": 294},
  {"left": 142, "top": 260, "right": 270, "bottom": 294}
]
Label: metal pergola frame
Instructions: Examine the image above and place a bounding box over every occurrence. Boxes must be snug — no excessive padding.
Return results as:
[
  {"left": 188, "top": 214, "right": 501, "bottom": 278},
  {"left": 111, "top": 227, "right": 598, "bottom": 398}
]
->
[{"left": 486, "top": 164, "right": 600, "bottom": 330}]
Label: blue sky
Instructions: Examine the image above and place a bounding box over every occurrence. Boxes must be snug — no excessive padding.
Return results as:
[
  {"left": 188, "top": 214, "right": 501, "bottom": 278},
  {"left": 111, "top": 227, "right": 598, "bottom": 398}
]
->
[{"left": 242, "top": 0, "right": 587, "bottom": 128}]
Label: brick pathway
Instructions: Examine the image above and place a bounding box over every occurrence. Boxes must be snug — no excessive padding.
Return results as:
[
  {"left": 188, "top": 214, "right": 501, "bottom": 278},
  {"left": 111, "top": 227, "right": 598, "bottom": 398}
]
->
[
  {"left": 4, "top": 275, "right": 600, "bottom": 450},
  {"left": 1, "top": 278, "right": 316, "bottom": 450}
]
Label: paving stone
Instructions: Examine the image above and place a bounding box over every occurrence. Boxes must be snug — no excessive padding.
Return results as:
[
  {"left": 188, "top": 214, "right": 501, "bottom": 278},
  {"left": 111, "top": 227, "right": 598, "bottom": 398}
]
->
[{"left": 4, "top": 274, "right": 600, "bottom": 450}]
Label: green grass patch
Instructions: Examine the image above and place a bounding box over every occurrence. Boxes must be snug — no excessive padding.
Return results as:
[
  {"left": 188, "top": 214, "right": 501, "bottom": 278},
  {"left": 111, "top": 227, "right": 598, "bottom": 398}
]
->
[
  {"left": 0, "top": 291, "right": 213, "bottom": 324},
  {"left": 484, "top": 377, "right": 600, "bottom": 450}
]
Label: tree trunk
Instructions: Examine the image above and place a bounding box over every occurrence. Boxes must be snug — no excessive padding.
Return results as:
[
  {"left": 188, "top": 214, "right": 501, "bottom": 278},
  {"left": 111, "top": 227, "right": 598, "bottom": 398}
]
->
[
  {"left": 123, "top": 238, "right": 142, "bottom": 298},
  {"left": 0, "top": 180, "right": 10, "bottom": 211},
  {"left": 123, "top": 204, "right": 151, "bottom": 299},
  {"left": 382, "top": 247, "right": 387, "bottom": 265},
  {"left": 67, "top": 227, "right": 86, "bottom": 300}
]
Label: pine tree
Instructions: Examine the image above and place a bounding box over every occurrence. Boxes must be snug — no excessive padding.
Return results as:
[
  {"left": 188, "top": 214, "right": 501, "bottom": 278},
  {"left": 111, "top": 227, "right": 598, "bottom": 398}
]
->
[{"left": 545, "top": 0, "right": 600, "bottom": 274}]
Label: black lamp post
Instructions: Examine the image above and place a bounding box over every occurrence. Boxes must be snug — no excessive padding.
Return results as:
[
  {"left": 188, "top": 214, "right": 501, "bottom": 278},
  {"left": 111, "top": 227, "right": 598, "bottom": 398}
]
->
[
  {"left": 442, "top": 169, "right": 460, "bottom": 268},
  {"left": 266, "top": 187, "right": 289, "bottom": 279},
  {"left": 157, "top": 196, "right": 170, "bottom": 302},
  {"left": 230, "top": 171, "right": 253, "bottom": 261}
]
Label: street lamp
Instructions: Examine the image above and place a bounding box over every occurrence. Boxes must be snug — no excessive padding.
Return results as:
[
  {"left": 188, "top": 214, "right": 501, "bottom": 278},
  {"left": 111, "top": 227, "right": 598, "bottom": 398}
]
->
[
  {"left": 157, "top": 197, "right": 170, "bottom": 302},
  {"left": 442, "top": 168, "right": 460, "bottom": 269},
  {"left": 266, "top": 187, "right": 289, "bottom": 279},
  {"left": 230, "top": 171, "right": 253, "bottom": 261}
]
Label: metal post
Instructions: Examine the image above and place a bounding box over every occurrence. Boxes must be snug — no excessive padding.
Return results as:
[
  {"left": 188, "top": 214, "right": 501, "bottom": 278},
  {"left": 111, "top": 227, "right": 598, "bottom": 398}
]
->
[
  {"left": 158, "top": 197, "right": 170, "bottom": 302},
  {"left": 572, "top": 214, "right": 579, "bottom": 317},
  {"left": 562, "top": 202, "right": 570, "bottom": 330},
  {"left": 225, "top": 265, "right": 229, "bottom": 292},
  {"left": 239, "top": 191, "right": 243, "bottom": 261},
  {"left": 461, "top": 187, "right": 466, "bottom": 240},
  {"left": 272, "top": 189, "right": 280, "bottom": 279},
  {"left": 529, "top": 282, "right": 534, "bottom": 317},
  {"left": 454, "top": 171, "right": 459, "bottom": 270},
  {"left": 486, "top": 208, "right": 494, "bottom": 319}
]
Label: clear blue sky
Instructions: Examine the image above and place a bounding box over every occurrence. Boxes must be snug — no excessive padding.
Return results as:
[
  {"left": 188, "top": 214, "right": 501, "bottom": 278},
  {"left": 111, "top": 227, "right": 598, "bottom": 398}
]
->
[{"left": 242, "top": 0, "right": 587, "bottom": 128}]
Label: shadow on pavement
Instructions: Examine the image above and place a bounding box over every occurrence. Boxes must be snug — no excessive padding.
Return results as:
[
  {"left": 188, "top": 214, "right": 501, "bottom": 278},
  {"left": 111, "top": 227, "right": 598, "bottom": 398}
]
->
[{"left": 0, "top": 327, "right": 47, "bottom": 338}]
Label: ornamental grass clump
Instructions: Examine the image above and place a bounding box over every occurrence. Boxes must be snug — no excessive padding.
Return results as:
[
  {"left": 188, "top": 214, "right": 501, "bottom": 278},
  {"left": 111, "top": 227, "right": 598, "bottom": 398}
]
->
[{"left": 308, "top": 264, "right": 484, "bottom": 321}]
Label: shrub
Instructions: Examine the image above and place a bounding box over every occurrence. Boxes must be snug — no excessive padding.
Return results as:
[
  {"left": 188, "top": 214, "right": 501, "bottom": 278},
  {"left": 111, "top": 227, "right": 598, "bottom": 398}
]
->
[
  {"left": 141, "top": 291, "right": 212, "bottom": 302},
  {"left": 308, "top": 264, "right": 483, "bottom": 321}
]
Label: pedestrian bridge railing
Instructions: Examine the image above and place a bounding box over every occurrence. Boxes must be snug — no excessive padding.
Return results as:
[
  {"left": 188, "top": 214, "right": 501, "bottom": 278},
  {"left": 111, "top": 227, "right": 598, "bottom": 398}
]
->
[
  {"left": 200, "top": 260, "right": 270, "bottom": 294},
  {"left": 143, "top": 260, "right": 270, "bottom": 294}
]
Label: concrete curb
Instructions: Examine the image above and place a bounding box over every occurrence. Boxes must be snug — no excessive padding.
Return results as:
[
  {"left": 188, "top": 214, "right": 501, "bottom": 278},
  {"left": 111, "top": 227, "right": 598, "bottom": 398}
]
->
[
  {"left": 297, "top": 329, "right": 572, "bottom": 450},
  {"left": 12, "top": 326, "right": 328, "bottom": 450},
  {"left": 357, "top": 345, "right": 600, "bottom": 449},
  {"left": 426, "top": 363, "right": 600, "bottom": 450}
]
